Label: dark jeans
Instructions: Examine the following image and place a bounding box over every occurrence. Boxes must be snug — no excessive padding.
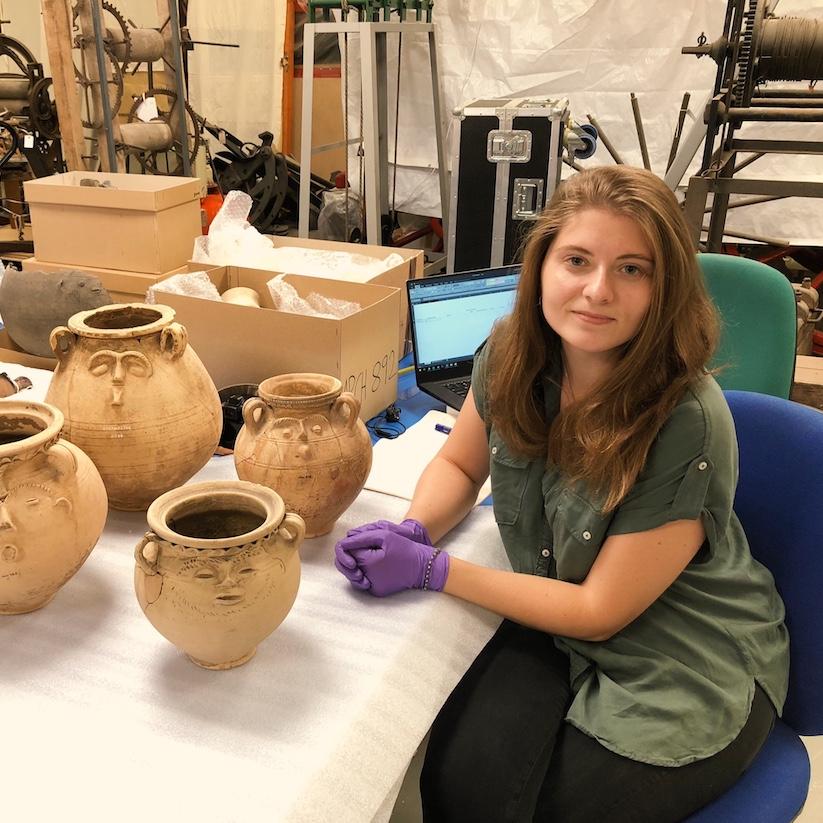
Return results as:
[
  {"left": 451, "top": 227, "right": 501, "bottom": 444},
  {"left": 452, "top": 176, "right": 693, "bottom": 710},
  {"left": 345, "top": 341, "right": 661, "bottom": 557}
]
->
[{"left": 420, "top": 620, "right": 775, "bottom": 823}]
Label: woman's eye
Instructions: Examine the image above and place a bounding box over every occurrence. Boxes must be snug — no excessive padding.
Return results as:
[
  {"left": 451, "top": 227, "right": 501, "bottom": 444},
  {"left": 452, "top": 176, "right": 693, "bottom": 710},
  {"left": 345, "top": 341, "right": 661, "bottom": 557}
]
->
[
  {"left": 238, "top": 567, "right": 255, "bottom": 575},
  {"left": 567, "top": 256, "right": 586, "bottom": 267},
  {"left": 622, "top": 264, "right": 647, "bottom": 277},
  {"left": 194, "top": 568, "right": 216, "bottom": 580},
  {"left": 25, "top": 498, "right": 40, "bottom": 506}
]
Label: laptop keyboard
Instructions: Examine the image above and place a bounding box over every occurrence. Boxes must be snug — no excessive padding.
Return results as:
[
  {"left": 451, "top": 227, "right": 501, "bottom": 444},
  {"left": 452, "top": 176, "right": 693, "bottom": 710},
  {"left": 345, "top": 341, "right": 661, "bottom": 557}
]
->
[{"left": 444, "top": 379, "right": 471, "bottom": 397}]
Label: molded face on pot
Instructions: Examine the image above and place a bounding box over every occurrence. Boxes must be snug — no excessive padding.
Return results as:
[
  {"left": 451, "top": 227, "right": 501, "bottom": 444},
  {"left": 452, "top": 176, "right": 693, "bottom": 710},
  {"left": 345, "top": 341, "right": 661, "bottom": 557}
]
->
[
  {"left": 134, "top": 481, "right": 304, "bottom": 669},
  {"left": 44, "top": 304, "right": 222, "bottom": 511},
  {"left": 234, "top": 373, "right": 373, "bottom": 537},
  {"left": 0, "top": 404, "right": 108, "bottom": 614}
]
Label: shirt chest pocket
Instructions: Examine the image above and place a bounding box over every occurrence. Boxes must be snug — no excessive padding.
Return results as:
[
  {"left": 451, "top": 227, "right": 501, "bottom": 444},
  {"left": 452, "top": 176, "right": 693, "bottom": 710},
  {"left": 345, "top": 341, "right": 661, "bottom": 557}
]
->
[
  {"left": 551, "top": 488, "right": 613, "bottom": 583},
  {"left": 489, "top": 432, "right": 531, "bottom": 526}
]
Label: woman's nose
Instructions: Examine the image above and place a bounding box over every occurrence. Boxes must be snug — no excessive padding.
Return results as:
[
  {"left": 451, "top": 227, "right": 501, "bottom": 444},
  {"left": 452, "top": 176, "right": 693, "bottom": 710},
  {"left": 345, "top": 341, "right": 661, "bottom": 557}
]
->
[{"left": 582, "top": 267, "right": 613, "bottom": 302}]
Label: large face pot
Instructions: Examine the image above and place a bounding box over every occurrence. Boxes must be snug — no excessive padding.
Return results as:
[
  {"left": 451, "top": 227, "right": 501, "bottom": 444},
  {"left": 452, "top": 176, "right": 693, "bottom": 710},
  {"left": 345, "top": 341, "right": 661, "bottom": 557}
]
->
[{"left": 134, "top": 480, "right": 305, "bottom": 669}]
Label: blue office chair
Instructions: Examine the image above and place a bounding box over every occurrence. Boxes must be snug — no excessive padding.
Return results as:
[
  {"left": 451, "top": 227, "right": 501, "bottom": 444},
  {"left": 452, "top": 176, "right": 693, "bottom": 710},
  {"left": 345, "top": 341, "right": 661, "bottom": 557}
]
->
[
  {"left": 686, "top": 391, "right": 823, "bottom": 822},
  {"left": 698, "top": 253, "right": 797, "bottom": 399}
]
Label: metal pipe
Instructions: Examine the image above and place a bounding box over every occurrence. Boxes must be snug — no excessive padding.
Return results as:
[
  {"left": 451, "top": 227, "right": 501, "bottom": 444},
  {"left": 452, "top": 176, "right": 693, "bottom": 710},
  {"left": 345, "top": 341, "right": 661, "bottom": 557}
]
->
[
  {"left": 727, "top": 106, "right": 823, "bottom": 121},
  {"left": 88, "top": 0, "right": 118, "bottom": 170},
  {"left": 701, "top": 224, "right": 790, "bottom": 246},
  {"left": 165, "top": 0, "right": 192, "bottom": 177},
  {"left": 586, "top": 113, "right": 623, "bottom": 164},
  {"left": 732, "top": 151, "right": 764, "bottom": 174},
  {"left": 750, "top": 97, "right": 823, "bottom": 107},
  {"left": 703, "top": 194, "right": 787, "bottom": 213},
  {"left": 630, "top": 92, "right": 651, "bottom": 170},
  {"left": 755, "top": 88, "right": 823, "bottom": 97},
  {"left": 666, "top": 92, "right": 691, "bottom": 172}
]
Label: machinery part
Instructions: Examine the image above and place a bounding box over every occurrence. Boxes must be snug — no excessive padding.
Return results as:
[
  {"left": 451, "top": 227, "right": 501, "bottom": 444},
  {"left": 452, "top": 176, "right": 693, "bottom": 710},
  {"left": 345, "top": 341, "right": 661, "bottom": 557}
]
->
[
  {"left": 118, "top": 121, "right": 174, "bottom": 151},
  {"left": 0, "top": 33, "right": 37, "bottom": 78},
  {"left": 27, "top": 77, "right": 60, "bottom": 141},
  {"left": 0, "top": 121, "right": 20, "bottom": 171},
  {"left": 73, "top": 42, "right": 124, "bottom": 130},
  {"left": 101, "top": 0, "right": 132, "bottom": 72},
  {"left": 118, "top": 27, "right": 165, "bottom": 65},
  {"left": 0, "top": 77, "right": 31, "bottom": 99},
  {"left": 211, "top": 131, "right": 289, "bottom": 233},
  {"left": 125, "top": 88, "right": 200, "bottom": 175}
]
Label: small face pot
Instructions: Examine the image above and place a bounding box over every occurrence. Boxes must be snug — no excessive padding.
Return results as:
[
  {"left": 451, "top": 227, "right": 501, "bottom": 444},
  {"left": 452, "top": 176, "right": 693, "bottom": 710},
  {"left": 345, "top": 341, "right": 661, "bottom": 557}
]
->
[{"left": 134, "top": 480, "right": 305, "bottom": 669}]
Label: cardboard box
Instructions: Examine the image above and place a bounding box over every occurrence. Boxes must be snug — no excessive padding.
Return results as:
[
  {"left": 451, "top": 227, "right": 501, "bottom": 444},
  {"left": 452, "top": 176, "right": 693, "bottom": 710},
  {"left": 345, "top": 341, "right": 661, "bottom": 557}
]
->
[
  {"left": 24, "top": 171, "right": 202, "bottom": 274},
  {"left": 0, "top": 327, "right": 56, "bottom": 371},
  {"left": 256, "top": 236, "right": 423, "bottom": 352},
  {"left": 156, "top": 265, "right": 401, "bottom": 421},
  {"left": 21, "top": 257, "right": 194, "bottom": 304},
  {"left": 791, "top": 354, "right": 823, "bottom": 412}
]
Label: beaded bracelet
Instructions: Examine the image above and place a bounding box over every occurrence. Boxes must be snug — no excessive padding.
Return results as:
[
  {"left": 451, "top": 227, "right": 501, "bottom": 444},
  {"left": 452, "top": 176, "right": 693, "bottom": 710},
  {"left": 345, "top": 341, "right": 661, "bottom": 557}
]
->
[{"left": 422, "top": 548, "right": 442, "bottom": 591}]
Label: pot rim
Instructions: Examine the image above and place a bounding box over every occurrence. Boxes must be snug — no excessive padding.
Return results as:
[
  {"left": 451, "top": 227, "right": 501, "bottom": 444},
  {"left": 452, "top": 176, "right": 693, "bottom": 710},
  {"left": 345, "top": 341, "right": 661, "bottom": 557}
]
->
[
  {"left": 258, "top": 373, "right": 342, "bottom": 406},
  {"left": 146, "top": 480, "right": 286, "bottom": 550},
  {"left": 68, "top": 303, "right": 175, "bottom": 339},
  {"left": 0, "top": 400, "right": 64, "bottom": 461}
]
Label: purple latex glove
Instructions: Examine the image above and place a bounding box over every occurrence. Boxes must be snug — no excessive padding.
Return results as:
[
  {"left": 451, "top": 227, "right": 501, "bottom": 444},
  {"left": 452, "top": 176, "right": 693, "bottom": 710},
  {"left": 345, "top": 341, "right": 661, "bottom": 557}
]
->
[
  {"left": 334, "top": 528, "right": 450, "bottom": 597},
  {"left": 345, "top": 518, "right": 432, "bottom": 546}
]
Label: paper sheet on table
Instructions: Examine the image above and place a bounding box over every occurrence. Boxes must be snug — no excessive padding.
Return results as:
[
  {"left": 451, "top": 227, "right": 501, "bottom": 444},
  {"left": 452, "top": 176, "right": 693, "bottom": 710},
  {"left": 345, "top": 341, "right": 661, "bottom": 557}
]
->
[{"left": 364, "top": 409, "right": 492, "bottom": 505}]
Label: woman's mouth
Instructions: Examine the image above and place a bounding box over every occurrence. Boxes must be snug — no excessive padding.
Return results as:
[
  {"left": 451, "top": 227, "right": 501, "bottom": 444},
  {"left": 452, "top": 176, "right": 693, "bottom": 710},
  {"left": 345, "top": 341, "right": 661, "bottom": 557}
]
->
[{"left": 572, "top": 310, "right": 614, "bottom": 325}]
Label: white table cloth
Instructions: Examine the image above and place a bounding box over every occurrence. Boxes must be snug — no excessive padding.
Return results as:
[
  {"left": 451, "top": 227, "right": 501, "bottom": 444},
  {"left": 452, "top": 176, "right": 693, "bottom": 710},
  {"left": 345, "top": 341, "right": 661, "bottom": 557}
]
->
[{"left": 1, "top": 363, "right": 507, "bottom": 823}]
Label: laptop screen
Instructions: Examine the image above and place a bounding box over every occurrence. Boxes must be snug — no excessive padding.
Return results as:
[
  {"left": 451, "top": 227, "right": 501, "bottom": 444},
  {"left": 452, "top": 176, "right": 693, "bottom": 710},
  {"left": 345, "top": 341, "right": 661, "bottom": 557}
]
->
[{"left": 408, "top": 266, "right": 520, "bottom": 375}]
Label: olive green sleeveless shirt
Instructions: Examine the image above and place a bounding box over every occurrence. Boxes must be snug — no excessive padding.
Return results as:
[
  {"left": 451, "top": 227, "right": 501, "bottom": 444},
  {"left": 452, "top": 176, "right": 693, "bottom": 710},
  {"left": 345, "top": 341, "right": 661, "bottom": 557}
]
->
[{"left": 472, "top": 344, "right": 789, "bottom": 766}]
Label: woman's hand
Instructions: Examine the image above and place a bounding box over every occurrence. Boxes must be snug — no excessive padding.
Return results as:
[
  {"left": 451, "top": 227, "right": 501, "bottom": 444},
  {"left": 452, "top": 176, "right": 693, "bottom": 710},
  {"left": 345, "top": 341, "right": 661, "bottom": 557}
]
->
[
  {"left": 335, "top": 528, "right": 450, "bottom": 597},
  {"left": 344, "top": 518, "right": 433, "bottom": 546}
]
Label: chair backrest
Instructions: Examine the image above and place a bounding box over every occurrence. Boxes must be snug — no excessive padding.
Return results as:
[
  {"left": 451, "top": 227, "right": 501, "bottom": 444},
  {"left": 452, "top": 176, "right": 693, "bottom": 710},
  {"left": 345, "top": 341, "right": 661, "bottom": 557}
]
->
[
  {"left": 699, "top": 253, "right": 797, "bottom": 398},
  {"left": 725, "top": 390, "right": 823, "bottom": 734}
]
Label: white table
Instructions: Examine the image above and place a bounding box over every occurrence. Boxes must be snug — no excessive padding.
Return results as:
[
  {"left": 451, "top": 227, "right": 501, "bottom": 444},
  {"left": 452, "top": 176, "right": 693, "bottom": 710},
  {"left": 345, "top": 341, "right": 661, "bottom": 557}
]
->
[{"left": 1, "top": 364, "right": 507, "bottom": 823}]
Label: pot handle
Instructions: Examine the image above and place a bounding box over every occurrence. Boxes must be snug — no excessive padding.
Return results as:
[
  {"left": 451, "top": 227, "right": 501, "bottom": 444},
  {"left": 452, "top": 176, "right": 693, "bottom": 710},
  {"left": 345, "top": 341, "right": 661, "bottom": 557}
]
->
[
  {"left": 49, "top": 326, "right": 76, "bottom": 362},
  {"left": 160, "top": 323, "right": 187, "bottom": 360},
  {"left": 134, "top": 531, "right": 161, "bottom": 574},
  {"left": 332, "top": 392, "right": 361, "bottom": 431},
  {"left": 277, "top": 512, "right": 306, "bottom": 553},
  {"left": 241, "top": 397, "right": 270, "bottom": 436}
]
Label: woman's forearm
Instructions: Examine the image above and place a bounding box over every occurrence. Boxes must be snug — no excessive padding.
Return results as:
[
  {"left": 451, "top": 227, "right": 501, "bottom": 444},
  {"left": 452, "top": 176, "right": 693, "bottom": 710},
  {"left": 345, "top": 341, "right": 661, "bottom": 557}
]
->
[
  {"left": 443, "top": 557, "right": 605, "bottom": 640},
  {"left": 404, "top": 454, "right": 484, "bottom": 543}
]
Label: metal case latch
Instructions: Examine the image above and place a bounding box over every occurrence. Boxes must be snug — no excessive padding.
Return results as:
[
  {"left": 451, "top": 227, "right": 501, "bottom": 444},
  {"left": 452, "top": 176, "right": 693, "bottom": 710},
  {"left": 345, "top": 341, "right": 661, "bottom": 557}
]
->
[
  {"left": 512, "top": 178, "right": 545, "bottom": 220},
  {"left": 487, "top": 130, "right": 532, "bottom": 163}
]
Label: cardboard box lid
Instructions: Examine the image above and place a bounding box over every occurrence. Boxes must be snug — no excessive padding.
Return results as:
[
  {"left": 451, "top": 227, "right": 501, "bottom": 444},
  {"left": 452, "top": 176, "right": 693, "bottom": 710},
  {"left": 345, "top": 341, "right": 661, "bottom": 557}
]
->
[{"left": 23, "top": 171, "right": 203, "bottom": 212}]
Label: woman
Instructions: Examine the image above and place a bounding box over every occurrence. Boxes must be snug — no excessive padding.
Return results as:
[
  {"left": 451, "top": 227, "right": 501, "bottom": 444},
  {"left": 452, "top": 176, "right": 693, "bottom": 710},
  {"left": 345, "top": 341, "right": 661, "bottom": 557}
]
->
[{"left": 335, "top": 166, "right": 789, "bottom": 822}]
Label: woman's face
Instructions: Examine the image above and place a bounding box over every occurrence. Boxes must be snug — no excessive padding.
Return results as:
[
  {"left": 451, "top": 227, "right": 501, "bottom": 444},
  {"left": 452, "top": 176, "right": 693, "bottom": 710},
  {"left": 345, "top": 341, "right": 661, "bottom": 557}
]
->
[{"left": 540, "top": 208, "right": 654, "bottom": 366}]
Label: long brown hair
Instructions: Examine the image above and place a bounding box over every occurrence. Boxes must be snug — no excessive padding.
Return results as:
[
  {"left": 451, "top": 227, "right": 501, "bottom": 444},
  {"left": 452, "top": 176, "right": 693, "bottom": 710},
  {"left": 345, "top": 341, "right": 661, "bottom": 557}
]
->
[{"left": 486, "top": 166, "right": 718, "bottom": 512}]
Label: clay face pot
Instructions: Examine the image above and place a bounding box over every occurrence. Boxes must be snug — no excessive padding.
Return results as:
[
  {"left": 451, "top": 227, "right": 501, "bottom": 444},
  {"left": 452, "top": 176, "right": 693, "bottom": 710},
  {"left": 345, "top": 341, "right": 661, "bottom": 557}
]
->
[
  {"left": 0, "top": 401, "right": 107, "bottom": 614},
  {"left": 0, "top": 268, "right": 112, "bottom": 357},
  {"left": 44, "top": 303, "right": 222, "bottom": 511},
  {"left": 134, "top": 480, "right": 305, "bottom": 669},
  {"left": 233, "top": 373, "right": 372, "bottom": 537}
]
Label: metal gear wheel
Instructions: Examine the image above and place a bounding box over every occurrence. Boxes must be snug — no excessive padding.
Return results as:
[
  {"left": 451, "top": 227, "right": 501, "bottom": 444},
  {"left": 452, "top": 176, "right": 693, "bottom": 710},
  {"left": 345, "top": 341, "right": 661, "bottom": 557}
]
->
[
  {"left": 28, "top": 77, "right": 61, "bottom": 140},
  {"left": 101, "top": 0, "right": 133, "bottom": 73},
  {"left": 126, "top": 88, "right": 201, "bottom": 175},
  {"left": 73, "top": 42, "right": 124, "bottom": 130}
]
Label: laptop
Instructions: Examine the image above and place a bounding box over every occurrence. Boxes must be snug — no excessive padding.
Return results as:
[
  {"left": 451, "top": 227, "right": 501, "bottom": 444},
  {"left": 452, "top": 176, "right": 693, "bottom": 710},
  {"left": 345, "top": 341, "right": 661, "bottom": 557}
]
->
[{"left": 407, "top": 266, "right": 521, "bottom": 410}]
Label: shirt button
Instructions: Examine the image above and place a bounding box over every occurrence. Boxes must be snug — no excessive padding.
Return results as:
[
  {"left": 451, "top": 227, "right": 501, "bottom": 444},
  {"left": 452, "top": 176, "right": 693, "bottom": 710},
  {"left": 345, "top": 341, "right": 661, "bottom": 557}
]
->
[
  {"left": 541, "top": 548, "right": 551, "bottom": 557},
  {"left": 582, "top": 530, "right": 592, "bottom": 541},
  {"left": 698, "top": 461, "right": 708, "bottom": 471},
  {"left": 491, "top": 446, "right": 498, "bottom": 455}
]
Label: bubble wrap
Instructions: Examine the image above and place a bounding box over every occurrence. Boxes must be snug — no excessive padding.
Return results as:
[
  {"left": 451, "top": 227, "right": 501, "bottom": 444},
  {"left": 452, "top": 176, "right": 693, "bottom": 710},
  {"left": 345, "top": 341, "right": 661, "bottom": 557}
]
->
[
  {"left": 267, "top": 274, "right": 360, "bottom": 319},
  {"left": 145, "top": 270, "right": 222, "bottom": 304}
]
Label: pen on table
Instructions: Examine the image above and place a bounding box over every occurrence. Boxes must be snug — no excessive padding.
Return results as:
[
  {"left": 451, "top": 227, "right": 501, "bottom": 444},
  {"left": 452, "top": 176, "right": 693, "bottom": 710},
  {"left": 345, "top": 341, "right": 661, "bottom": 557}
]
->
[{"left": 434, "top": 423, "right": 452, "bottom": 435}]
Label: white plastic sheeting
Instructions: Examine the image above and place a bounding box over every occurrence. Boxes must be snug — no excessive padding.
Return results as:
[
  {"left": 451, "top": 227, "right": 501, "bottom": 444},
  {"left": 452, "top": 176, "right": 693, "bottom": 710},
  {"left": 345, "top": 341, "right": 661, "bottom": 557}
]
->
[
  {"left": 187, "top": 0, "right": 287, "bottom": 155},
  {"left": 339, "top": 0, "right": 823, "bottom": 242}
]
